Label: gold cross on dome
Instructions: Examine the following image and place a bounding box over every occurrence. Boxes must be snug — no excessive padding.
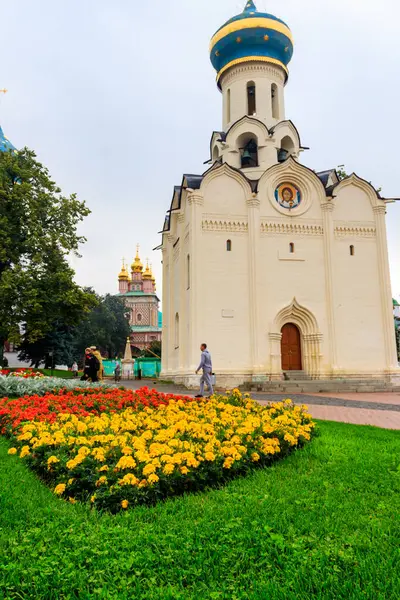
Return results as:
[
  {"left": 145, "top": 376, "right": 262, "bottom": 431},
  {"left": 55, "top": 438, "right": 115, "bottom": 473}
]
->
[{"left": 0, "top": 89, "right": 8, "bottom": 94}]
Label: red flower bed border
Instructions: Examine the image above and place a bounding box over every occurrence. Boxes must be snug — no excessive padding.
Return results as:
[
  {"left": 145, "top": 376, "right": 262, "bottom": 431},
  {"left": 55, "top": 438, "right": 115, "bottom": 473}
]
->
[{"left": 0, "top": 386, "right": 194, "bottom": 434}]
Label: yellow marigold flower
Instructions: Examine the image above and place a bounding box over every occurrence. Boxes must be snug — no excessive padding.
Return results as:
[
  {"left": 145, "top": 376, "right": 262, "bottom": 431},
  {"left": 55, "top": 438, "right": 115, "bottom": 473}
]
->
[
  {"left": 17, "top": 431, "right": 33, "bottom": 441},
  {"left": 115, "top": 456, "right": 137, "bottom": 470},
  {"left": 143, "top": 463, "right": 156, "bottom": 476},
  {"left": 99, "top": 465, "right": 109, "bottom": 472},
  {"left": 69, "top": 497, "right": 77, "bottom": 504},
  {"left": 122, "top": 447, "right": 133, "bottom": 455},
  {"left": 180, "top": 466, "right": 189, "bottom": 475},
  {"left": 251, "top": 452, "right": 260, "bottom": 462},
  {"left": 223, "top": 457, "right": 234, "bottom": 469},
  {"left": 121, "top": 500, "right": 129, "bottom": 509},
  {"left": 118, "top": 474, "right": 139, "bottom": 486},
  {"left": 95, "top": 476, "right": 108, "bottom": 487},
  {"left": 68, "top": 478, "right": 75, "bottom": 485},
  {"left": 138, "top": 479, "right": 147, "bottom": 488},
  {"left": 90, "top": 495, "right": 96, "bottom": 503},
  {"left": 20, "top": 446, "right": 30, "bottom": 458},
  {"left": 54, "top": 484, "right": 66, "bottom": 496},
  {"left": 147, "top": 474, "right": 159, "bottom": 485},
  {"left": 7, "top": 448, "right": 17, "bottom": 455},
  {"left": 66, "top": 459, "right": 77, "bottom": 470},
  {"left": 163, "top": 463, "right": 175, "bottom": 475},
  {"left": 47, "top": 456, "right": 60, "bottom": 466},
  {"left": 204, "top": 452, "right": 215, "bottom": 462}
]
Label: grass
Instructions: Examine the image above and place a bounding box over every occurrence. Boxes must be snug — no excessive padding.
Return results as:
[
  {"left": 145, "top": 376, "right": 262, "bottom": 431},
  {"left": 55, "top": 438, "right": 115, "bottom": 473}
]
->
[
  {"left": 39, "top": 369, "right": 82, "bottom": 379},
  {"left": 0, "top": 421, "right": 399, "bottom": 600}
]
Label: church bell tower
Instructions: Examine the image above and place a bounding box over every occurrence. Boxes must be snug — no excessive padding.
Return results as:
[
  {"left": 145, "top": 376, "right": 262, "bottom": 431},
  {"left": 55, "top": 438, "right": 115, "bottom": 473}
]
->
[{"left": 209, "top": 0, "right": 294, "bottom": 130}]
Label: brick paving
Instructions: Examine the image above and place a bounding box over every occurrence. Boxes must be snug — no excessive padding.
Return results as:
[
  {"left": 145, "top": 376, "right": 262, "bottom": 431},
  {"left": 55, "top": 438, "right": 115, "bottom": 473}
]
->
[{"left": 115, "top": 379, "right": 400, "bottom": 430}]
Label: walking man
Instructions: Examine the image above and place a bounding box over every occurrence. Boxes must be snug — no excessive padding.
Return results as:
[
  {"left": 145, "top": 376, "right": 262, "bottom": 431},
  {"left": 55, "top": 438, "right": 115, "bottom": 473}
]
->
[{"left": 195, "top": 343, "right": 213, "bottom": 398}]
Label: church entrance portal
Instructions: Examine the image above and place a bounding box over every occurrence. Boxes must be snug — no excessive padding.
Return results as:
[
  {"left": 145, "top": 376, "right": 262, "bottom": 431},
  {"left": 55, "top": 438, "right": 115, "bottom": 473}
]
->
[{"left": 281, "top": 323, "right": 302, "bottom": 371}]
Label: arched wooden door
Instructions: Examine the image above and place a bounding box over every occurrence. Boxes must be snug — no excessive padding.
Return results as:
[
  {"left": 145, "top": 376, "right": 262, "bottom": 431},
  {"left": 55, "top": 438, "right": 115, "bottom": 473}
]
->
[{"left": 281, "top": 323, "right": 302, "bottom": 371}]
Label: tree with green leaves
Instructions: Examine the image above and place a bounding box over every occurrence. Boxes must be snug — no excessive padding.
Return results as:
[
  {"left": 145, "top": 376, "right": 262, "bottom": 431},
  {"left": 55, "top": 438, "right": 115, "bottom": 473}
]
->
[
  {"left": 0, "top": 147, "right": 95, "bottom": 366},
  {"left": 140, "top": 340, "right": 162, "bottom": 359},
  {"left": 18, "top": 292, "right": 131, "bottom": 368},
  {"left": 70, "top": 292, "right": 131, "bottom": 362}
]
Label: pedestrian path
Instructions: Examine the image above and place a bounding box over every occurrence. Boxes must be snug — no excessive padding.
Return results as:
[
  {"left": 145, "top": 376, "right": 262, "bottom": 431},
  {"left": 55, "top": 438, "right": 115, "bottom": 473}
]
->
[{"left": 115, "top": 380, "right": 400, "bottom": 430}]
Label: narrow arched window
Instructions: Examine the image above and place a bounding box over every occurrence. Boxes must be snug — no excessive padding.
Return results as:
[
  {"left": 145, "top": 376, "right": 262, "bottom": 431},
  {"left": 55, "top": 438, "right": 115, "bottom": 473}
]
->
[
  {"left": 227, "top": 240, "right": 232, "bottom": 252},
  {"left": 175, "top": 313, "right": 179, "bottom": 349},
  {"left": 247, "top": 81, "right": 256, "bottom": 116},
  {"left": 227, "top": 88, "right": 231, "bottom": 123},
  {"left": 350, "top": 245, "right": 355, "bottom": 256},
  {"left": 271, "top": 83, "right": 279, "bottom": 119},
  {"left": 289, "top": 243, "right": 295, "bottom": 254},
  {"left": 187, "top": 254, "right": 190, "bottom": 289},
  {"left": 137, "top": 313, "right": 142, "bottom": 322}
]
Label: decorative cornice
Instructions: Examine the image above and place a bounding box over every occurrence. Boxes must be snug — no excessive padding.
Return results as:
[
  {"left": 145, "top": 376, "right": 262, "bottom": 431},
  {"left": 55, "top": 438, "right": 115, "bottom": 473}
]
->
[
  {"left": 261, "top": 221, "right": 324, "bottom": 236},
  {"left": 202, "top": 219, "right": 248, "bottom": 233},
  {"left": 269, "top": 332, "right": 282, "bottom": 341},
  {"left": 321, "top": 202, "right": 334, "bottom": 212},
  {"left": 334, "top": 225, "right": 376, "bottom": 239},
  {"left": 373, "top": 205, "right": 386, "bottom": 215},
  {"left": 246, "top": 195, "right": 260, "bottom": 208},
  {"left": 221, "top": 61, "right": 285, "bottom": 87},
  {"left": 187, "top": 192, "right": 204, "bottom": 206}
]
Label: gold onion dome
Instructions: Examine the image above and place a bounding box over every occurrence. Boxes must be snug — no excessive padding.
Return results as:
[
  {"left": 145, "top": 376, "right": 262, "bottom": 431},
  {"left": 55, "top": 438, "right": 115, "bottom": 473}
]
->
[
  {"left": 118, "top": 260, "right": 129, "bottom": 281},
  {"left": 131, "top": 246, "right": 143, "bottom": 272},
  {"left": 143, "top": 260, "right": 152, "bottom": 280}
]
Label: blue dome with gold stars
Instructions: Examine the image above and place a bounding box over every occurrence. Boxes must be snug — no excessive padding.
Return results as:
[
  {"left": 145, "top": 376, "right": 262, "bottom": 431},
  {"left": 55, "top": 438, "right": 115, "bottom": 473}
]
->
[
  {"left": 0, "top": 125, "right": 16, "bottom": 153},
  {"left": 210, "top": 0, "right": 293, "bottom": 87}
]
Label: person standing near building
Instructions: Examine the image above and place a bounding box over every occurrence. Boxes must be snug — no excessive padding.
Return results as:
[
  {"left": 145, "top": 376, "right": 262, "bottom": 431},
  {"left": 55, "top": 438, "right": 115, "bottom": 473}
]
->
[
  {"left": 195, "top": 343, "right": 213, "bottom": 398},
  {"left": 71, "top": 361, "right": 78, "bottom": 378}
]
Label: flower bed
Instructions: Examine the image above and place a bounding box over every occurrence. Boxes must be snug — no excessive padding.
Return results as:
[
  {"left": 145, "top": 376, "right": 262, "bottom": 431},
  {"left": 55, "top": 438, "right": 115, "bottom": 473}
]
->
[
  {"left": 0, "top": 387, "right": 193, "bottom": 433},
  {"left": 4, "top": 389, "right": 315, "bottom": 512},
  {"left": 0, "top": 369, "right": 44, "bottom": 378},
  {"left": 0, "top": 375, "right": 113, "bottom": 399}
]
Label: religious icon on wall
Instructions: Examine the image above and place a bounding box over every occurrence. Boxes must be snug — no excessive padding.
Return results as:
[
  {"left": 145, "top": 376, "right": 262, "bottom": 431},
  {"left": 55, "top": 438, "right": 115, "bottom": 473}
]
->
[{"left": 275, "top": 182, "right": 301, "bottom": 209}]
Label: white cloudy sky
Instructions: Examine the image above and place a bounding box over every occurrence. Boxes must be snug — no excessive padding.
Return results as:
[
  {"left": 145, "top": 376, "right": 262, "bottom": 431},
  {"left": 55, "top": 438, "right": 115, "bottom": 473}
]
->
[{"left": 1, "top": 0, "right": 399, "bottom": 300}]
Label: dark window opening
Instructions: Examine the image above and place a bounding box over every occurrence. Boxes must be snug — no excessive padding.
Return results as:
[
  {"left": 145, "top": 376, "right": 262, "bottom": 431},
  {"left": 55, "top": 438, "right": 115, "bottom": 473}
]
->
[
  {"left": 289, "top": 243, "right": 295, "bottom": 254},
  {"left": 240, "top": 139, "right": 258, "bottom": 168},
  {"left": 247, "top": 82, "right": 256, "bottom": 115},
  {"left": 350, "top": 245, "right": 355, "bottom": 256},
  {"left": 271, "top": 83, "right": 279, "bottom": 119},
  {"left": 227, "top": 240, "right": 232, "bottom": 252}
]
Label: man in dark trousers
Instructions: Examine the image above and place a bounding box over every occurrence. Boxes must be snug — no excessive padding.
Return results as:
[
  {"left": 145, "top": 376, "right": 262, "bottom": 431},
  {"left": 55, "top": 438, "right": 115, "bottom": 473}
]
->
[
  {"left": 81, "top": 348, "right": 99, "bottom": 382},
  {"left": 195, "top": 343, "right": 213, "bottom": 398}
]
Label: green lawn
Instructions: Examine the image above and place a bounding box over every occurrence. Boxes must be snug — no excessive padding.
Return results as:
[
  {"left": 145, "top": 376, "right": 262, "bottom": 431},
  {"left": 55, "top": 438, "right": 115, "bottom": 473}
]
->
[{"left": 0, "top": 421, "right": 399, "bottom": 600}]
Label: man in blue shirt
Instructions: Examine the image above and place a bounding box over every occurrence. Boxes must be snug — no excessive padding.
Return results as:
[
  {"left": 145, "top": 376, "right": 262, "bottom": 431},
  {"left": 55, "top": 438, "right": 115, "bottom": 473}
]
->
[{"left": 195, "top": 343, "right": 213, "bottom": 398}]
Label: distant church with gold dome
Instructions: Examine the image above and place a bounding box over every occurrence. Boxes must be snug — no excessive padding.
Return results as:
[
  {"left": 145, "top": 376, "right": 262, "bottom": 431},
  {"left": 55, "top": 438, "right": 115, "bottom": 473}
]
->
[
  {"left": 159, "top": 1, "right": 399, "bottom": 388},
  {"left": 117, "top": 247, "right": 162, "bottom": 353}
]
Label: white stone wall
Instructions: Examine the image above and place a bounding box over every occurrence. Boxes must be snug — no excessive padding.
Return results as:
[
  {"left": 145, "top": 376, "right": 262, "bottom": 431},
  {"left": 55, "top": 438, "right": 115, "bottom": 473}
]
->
[{"left": 161, "top": 160, "right": 399, "bottom": 386}]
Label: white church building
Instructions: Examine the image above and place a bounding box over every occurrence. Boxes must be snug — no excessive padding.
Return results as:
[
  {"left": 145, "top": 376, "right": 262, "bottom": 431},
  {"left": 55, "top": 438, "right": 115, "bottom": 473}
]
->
[{"left": 159, "top": 1, "right": 399, "bottom": 388}]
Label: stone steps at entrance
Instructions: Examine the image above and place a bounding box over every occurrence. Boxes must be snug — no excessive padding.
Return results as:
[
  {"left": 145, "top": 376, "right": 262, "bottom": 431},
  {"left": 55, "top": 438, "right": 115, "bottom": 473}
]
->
[
  {"left": 283, "top": 371, "right": 312, "bottom": 381},
  {"left": 246, "top": 380, "right": 400, "bottom": 394}
]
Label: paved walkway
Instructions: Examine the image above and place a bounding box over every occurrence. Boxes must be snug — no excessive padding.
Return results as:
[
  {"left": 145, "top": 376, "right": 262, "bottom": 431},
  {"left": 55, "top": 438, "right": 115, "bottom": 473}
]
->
[{"left": 113, "top": 380, "right": 400, "bottom": 430}]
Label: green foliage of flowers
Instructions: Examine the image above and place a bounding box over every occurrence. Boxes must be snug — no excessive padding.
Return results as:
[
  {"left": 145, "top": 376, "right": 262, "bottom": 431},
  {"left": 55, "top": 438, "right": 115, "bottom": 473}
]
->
[{"left": 0, "top": 375, "right": 112, "bottom": 398}]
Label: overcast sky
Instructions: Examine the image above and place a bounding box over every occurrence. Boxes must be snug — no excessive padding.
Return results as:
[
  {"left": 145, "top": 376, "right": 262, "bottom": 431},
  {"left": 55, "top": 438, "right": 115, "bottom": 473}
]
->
[{"left": 1, "top": 0, "right": 399, "bottom": 300}]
